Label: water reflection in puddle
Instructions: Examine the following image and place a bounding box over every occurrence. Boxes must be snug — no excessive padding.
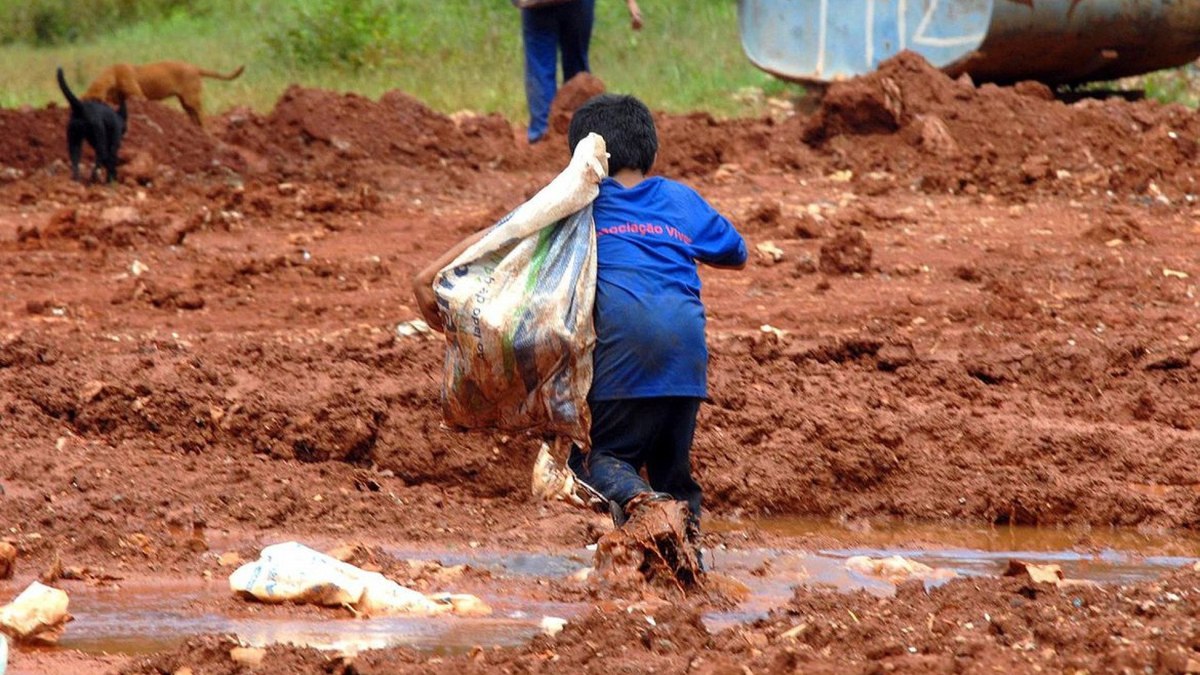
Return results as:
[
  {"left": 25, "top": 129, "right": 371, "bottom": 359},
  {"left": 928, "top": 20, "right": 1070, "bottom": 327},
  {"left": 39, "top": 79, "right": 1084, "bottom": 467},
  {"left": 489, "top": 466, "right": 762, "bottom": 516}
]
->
[
  {"left": 59, "top": 583, "right": 582, "bottom": 656},
  {"left": 40, "top": 522, "right": 1200, "bottom": 656}
]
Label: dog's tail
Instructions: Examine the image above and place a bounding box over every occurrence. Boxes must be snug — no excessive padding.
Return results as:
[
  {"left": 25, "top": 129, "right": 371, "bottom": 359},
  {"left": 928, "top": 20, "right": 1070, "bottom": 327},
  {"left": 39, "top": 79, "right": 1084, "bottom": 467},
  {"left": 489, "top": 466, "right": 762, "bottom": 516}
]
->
[
  {"left": 117, "top": 95, "right": 128, "bottom": 123},
  {"left": 198, "top": 65, "right": 245, "bottom": 81},
  {"left": 56, "top": 67, "right": 85, "bottom": 116}
]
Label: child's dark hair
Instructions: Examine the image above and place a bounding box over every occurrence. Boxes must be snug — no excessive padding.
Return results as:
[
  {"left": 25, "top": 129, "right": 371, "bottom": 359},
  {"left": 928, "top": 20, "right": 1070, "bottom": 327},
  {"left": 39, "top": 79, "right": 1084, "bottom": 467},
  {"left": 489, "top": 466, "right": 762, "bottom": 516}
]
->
[{"left": 567, "top": 94, "right": 657, "bottom": 174}]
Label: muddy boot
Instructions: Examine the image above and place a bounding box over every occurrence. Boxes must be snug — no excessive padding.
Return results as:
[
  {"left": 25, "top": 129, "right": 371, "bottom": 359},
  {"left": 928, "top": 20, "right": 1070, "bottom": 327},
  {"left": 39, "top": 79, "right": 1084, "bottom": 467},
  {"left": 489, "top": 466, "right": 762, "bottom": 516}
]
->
[
  {"left": 685, "top": 518, "right": 705, "bottom": 574},
  {"left": 595, "top": 493, "right": 702, "bottom": 589}
]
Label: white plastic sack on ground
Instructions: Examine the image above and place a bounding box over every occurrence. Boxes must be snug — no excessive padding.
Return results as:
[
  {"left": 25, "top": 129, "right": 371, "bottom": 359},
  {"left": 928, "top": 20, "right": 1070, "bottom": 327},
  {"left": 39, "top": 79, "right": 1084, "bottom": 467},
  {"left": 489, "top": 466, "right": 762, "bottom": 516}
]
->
[
  {"left": 434, "top": 133, "right": 608, "bottom": 446},
  {"left": 229, "top": 542, "right": 489, "bottom": 617},
  {"left": 845, "top": 555, "right": 957, "bottom": 584},
  {"left": 0, "top": 581, "right": 71, "bottom": 644}
]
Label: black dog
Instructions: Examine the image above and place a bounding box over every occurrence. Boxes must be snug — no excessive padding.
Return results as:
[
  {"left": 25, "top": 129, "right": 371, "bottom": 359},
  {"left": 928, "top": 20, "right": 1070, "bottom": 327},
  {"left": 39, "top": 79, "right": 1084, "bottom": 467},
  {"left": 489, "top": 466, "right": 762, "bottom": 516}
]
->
[{"left": 56, "top": 67, "right": 127, "bottom": 183}]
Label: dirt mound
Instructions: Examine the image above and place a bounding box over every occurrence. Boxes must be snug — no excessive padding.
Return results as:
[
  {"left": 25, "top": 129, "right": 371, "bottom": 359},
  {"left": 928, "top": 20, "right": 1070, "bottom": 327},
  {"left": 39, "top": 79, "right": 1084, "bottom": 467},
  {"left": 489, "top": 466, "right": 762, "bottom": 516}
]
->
[
  {"left": 549, "top": 72, "right": 606, "bottom": 136},
  {"left": 0, "top": 106, "right": 63, "bottom": 173},
  {"left": 217, "top": 85, "right": 519, "bottom": 178},
  {"left": 121, "top": 99, "right": 238, "bottom": 176},
  {"left": 655, "top": 112, "right": 784, "bottom": 178},
  {"left": 0, "top": 100, "right": 239, "bottom": 180},
  {"left": 798, "top": 50, "right": 1200, "bottom": 198}
]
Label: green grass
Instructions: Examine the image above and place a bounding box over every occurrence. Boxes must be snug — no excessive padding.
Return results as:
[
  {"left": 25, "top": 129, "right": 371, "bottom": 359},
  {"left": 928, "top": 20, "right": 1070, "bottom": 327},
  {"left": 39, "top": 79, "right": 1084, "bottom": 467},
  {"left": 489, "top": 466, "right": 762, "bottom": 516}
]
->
[{"left": 0, "top": 0, "right": 796, "bottom": 121}]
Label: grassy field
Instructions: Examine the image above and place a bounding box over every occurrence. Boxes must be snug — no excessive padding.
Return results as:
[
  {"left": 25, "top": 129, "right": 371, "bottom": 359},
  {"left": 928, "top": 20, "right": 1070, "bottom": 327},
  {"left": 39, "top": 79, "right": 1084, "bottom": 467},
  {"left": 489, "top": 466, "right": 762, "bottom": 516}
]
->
[{"left": 0, "top": 0, "right": 791, "bottom": 121}]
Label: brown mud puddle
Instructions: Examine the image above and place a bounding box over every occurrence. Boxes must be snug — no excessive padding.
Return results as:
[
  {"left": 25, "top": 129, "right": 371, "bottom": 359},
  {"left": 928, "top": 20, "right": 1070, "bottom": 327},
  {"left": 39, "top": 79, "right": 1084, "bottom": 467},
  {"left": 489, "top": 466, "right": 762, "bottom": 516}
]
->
[
  {"left": 44, "top": 522, "right": 1200, "bottom": 657},
  {"left": 60, "top": 583, "right": 577, "bottom": 656}
]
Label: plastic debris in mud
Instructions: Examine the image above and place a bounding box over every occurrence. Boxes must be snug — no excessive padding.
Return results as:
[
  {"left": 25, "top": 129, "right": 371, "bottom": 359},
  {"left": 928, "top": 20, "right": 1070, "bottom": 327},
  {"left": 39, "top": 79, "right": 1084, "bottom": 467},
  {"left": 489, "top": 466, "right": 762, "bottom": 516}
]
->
[
  {"left": 531, "top": 441, "right": 605, "bottom": 509},
  {"left": 1004, "top": 560, "right": 1099, "bottom": 589},
  {"left": 230, "top": 646, "right": 265, "bottom": 668},
  {"left": 229, "top": 542, "right": 490, "bottom": 617},
  {"left": 0, "top": 581, "right": 72, "bottom": 644},
  {"left": 0, "top": 632, "right": 7, "bottom": 675},
  {"left": 844, "top": 555, "right": 956, "bottom": 584},
  {"left": 395, "top": 319, "right": 432, "bottom": 339},
  {"left": 540, "top": 616, "right": 568, "bottom": 637}
]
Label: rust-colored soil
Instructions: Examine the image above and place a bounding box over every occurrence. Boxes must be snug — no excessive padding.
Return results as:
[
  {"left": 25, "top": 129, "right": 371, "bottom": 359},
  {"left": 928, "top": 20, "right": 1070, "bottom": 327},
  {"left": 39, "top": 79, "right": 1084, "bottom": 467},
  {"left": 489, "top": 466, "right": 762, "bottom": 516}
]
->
[{"left": 2, "top": 52, "right": 1199, "bottom": 672}]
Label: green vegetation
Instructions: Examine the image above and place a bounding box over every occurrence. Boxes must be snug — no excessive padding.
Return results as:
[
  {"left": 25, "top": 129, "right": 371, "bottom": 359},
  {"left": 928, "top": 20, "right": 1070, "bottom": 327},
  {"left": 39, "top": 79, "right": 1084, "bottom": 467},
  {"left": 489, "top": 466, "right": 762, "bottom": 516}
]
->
[
  {"left": 264, "top": 0, "right": 401, "bottom": 70},
  {"left": 1, "top": 0, "right": 213, "bottom": 46},
  {"left": 0, "top": 0, "right": 796, "bottom": 120},
  {"left": 1137, "top": 65, "right": 1200, "bottom": 108}
]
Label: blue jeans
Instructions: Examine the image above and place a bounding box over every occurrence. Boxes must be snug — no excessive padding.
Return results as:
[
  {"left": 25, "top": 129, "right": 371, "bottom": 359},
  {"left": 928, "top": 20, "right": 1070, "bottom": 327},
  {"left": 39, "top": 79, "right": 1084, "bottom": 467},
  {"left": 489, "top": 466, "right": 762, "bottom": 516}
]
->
[
  {"left": 521, "top": 0, "right": 595, "bottom": 142},
  {"left": 568, "top": 397, "right": 703, "bottom": 527}
]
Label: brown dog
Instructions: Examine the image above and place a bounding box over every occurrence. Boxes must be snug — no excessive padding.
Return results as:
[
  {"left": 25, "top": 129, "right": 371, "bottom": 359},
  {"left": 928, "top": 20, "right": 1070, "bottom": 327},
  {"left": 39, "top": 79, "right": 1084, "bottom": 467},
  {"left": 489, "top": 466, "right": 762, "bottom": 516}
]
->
[{"left": 83, "top": 61, "right": 245, "bottom": 127}]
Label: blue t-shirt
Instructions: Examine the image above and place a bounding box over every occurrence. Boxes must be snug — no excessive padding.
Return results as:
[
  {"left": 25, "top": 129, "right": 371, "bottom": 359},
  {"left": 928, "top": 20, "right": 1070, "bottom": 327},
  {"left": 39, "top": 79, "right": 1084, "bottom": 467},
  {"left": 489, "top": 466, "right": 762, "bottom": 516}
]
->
[{"left": 589, "top": 176, "right": 747, "bottom": 401}]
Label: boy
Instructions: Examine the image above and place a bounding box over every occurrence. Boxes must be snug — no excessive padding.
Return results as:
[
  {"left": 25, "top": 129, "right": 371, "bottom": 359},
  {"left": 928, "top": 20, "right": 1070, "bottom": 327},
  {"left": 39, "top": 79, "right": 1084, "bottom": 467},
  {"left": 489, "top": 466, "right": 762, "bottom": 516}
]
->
[
  {"left": 561, "top": 94, "right": 746, "bottom": 558},
  {"left": 413, "top": 94, "right": 746, "bottom": 560}
]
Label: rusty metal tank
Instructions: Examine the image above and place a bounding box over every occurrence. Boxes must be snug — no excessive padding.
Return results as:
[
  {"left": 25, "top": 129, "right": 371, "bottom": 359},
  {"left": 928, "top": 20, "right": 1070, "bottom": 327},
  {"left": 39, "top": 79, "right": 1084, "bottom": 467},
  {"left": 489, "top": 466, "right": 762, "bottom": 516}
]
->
[{"left": 738, "top": 0, "right": 1200, "bottom": 85}]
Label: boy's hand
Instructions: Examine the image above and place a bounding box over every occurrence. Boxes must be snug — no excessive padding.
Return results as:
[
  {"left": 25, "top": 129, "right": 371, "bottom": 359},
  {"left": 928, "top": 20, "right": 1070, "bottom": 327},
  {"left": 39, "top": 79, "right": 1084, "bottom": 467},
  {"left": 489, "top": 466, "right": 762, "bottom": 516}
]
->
[
  {"left": 410, "top": 226, "right": 492, "bottom": 335},
  {"left": 627, "top": 0, "right": 643, "bottom": 30},
  {"left": 412, "top": 275, "right": 445, "bottom": 333}
]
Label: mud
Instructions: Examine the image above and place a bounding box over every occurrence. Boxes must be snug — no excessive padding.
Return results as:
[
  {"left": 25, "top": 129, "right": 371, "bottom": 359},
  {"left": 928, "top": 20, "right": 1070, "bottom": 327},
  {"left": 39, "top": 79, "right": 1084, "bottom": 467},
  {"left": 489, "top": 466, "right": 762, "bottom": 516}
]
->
[
  {"left": 1, "top": 51, "right": 1199, "bottom": 671},
  {"left": 104, "top": 566, "right": 1200, "bottom": 674}
]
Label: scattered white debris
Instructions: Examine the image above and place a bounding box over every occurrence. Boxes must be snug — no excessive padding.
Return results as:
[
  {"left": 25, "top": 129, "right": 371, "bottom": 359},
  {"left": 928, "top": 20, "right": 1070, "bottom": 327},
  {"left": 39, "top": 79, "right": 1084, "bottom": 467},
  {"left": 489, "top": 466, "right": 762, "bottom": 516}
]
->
[
  {"left": 0, "top": 582, "right": 71, "bottom": 644},
  {"left": 760, "top": 325, "right": 787, "bottom": 340},
  {"left": 229, "top": 542, "right": 489, "bottom": 617},
  {"left": 845, "top": 555, "right": 956, "bottom": 584},
  {"left": 755, "top": 241, "right": 785, "bottom": 263},
  {"left": 540, "top": 616, "right": 568, "bottom": 637},
  {"left": 396, "top": 320, "right": 432, "bottom": 338}
]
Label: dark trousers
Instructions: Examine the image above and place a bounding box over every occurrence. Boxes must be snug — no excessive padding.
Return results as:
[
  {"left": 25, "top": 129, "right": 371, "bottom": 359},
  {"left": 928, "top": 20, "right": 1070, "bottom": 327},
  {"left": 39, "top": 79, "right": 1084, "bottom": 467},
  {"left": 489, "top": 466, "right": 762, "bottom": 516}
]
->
[
  {"left": 521, "top": 0, "right": 595, "bottom": 142},
  {"left": 568, "top": 397, "right": 703, "bottom": 527}
]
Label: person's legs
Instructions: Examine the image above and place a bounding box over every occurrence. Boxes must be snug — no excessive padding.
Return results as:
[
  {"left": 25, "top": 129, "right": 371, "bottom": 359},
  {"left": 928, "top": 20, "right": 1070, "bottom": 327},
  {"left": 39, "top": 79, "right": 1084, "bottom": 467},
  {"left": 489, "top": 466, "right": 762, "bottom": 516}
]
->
[
  {"left": 521, "top": 7, "right": 560, "bottom": 143},
  {"left": 568, "top": 398, "right": 660, "bottom": 523},
  {"left": 644, "top": 397, "right": 704, "bottom": 555},
  {"left": 558, "top": 0, "right": 594, "bottom": 81}
]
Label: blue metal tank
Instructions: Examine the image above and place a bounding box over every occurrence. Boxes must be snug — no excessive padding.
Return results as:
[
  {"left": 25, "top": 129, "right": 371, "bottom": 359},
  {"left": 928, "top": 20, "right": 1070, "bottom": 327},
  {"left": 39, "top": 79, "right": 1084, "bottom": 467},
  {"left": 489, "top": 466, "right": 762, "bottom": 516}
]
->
[{"left": 738, "top": 0, "right": 1200, "bottom": 84}]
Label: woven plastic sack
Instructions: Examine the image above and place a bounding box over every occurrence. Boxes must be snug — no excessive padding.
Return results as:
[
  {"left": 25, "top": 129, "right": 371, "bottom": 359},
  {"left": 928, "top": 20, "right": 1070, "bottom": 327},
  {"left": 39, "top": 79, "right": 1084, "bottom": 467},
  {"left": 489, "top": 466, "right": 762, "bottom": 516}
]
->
[{"left": 434, "top": 133, "right": 608, "bottom": 446}]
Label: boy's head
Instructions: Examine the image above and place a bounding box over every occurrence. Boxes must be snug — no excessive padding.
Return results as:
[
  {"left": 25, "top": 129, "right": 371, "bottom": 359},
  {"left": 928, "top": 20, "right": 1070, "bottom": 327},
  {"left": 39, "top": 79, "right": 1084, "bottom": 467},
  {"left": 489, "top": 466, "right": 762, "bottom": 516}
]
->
[{"left": 568, "top": 94, "right": 657, "bottom": 175}]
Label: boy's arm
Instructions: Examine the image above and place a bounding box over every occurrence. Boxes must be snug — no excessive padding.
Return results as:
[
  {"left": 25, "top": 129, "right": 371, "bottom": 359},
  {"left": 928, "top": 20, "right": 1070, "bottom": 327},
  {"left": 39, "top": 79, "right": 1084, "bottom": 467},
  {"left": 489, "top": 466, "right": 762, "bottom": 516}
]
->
[
  {"left": 411, "top": 228, "right": 490, "bottom": 333},
  {"left": 701, "top": 257, "right": 747, "bottom": 271},
  {"left": 691, "top": 211, "right": 748, "bottom": 271},
  {"left": 682, "top": 187, "right": 747, "bottom": 271}
]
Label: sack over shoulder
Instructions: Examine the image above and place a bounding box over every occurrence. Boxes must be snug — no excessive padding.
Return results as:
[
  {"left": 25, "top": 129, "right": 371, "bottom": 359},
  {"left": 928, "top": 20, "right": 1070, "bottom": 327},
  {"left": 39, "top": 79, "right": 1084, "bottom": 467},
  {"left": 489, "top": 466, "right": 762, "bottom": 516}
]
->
[{"left": 434, "top": 134, "right": 608, "bottom": 446}]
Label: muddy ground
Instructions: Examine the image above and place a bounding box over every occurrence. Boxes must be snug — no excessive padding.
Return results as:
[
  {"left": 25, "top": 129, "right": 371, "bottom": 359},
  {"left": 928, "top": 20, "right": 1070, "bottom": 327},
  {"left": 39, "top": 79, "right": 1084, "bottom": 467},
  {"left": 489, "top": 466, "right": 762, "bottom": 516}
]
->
[{"left": 1, "top": 53, "right": 1199, "bottom": 672}]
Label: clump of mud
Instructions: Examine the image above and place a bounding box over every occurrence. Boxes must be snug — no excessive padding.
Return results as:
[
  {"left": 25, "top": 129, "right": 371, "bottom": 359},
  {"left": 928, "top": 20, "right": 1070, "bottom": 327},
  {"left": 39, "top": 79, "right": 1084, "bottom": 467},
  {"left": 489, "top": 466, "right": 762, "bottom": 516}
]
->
[
  {"left": 594, "top": 500, "right": 702, "bottom": 590},
  {"left": 819, "top": 229, "right": 873, "bottom": 275}
]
